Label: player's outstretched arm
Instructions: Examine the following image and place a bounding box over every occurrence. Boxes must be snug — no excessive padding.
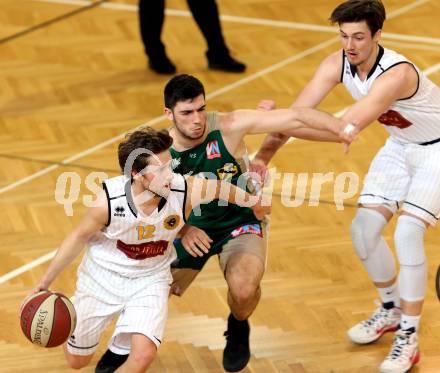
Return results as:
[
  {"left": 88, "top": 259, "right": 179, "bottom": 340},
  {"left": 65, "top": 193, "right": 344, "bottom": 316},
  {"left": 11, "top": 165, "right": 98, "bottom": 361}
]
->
[
  {"left": 222, "top": 107, "right": 346, "bottom": 140},
  {"left": 254, "top": 126, "right": 347, "bottom": 165},
  {"left": 33, "top": 197, "right": 108, "bottom": 292},
  {"left": 185, "top": 177, "right": 270, "bottom": 221},
  {"left": 253, "top": 51, "right": 343, "bottom": 164}
]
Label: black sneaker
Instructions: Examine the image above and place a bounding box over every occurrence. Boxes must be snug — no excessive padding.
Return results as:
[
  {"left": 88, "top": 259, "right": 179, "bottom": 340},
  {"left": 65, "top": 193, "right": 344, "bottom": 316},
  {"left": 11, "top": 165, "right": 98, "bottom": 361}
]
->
[
  {"left": 207, "top": 53, "right": 246, "bottom": 73},
  {"left": 222, "top": 314, "right": 251, "bottom": 372},
  {"left": 148, "top": 56, "right": 176, "bottom": 74},
  {"left": 95, "top": 349, "right": 128, "bottom": 373}
]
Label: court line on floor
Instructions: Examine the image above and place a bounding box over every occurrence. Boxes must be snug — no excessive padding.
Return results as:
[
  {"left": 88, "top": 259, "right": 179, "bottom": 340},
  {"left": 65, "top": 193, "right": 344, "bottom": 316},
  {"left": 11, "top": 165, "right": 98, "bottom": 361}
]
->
[
  {"left": 382, "top": 40, "right": 440, "bottom": 53},
  {"left": 34, "top": 0, "right": 440, "bottom": 46},
  {"left": 0, "top": 251, "right": 57, "bottom": 284},
  {"left": 0, "top": 0, "right": 434, "bottom": 283},
  {"left": 0, "top": 153, "right": 118, "bottom": 173},
  {"left": 0, "top": 0, "right": 106, "bottom": 44}
]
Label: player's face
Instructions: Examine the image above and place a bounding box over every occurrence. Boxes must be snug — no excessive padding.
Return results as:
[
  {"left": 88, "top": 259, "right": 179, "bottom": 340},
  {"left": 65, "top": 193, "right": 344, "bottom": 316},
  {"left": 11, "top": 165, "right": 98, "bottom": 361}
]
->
[
  {"left": 143, "top": 150, "right": 173, "bottom": 198},
  {"left": 166, "top": 94, "right": 207, "bottom": 141},
  {"left": 339, "top": 21, "right": 381, "bottom": 66}
]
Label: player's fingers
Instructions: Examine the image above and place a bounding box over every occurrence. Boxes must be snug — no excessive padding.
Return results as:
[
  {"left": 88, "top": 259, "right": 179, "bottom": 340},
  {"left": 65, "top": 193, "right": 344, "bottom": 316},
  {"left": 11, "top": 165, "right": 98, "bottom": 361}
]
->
[
  {"left": 182, "top": 240, "right": 198, "bottom": 257},
  {"left": 254, "top": 206, "right": 270, "bottom": 220},
  {"left": 195, "top": 238, "right": 210, "bottom": 253},
  {"left": 185, "top": 240, "right": 205, "bottom": 257},
  {"left": 198, "top": 232, "right": 213, "bottom": 245},
  {"left": 250, "top": 164, "right": 266, "bottom": 178},
  {"left": 191, "top": 244, "right": 205, "bottom": 257},
  {"left": 19, "top": 290, "right": 40, "bottom": 316}
]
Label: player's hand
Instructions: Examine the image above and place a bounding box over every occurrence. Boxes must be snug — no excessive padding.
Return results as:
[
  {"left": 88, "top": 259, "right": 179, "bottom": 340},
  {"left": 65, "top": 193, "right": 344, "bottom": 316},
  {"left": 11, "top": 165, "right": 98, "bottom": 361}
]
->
[
  {"left": 339, "top": 123, "right": 359, "bottom": 151},
  {"left": 251, "top": 196, "right": 271, "bottom": 220},
  {"left": 249, "top": 158, "right": 270, "bottom": 188},
  {"left": 257, "top": 99, "right": 276, "bottom": 111},
  {"left": 20, "top": 285, "right": 47, "bottom": 316},
  {"left": 181, "top": 225, "right": 213, "bottom": 257}
]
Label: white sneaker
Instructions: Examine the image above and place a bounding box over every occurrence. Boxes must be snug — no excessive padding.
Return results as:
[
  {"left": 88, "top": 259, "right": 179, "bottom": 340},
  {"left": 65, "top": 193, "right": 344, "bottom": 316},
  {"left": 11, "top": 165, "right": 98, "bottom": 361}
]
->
[
  {"left": 380, "top": 328, "right": 420, "bottom": 373},
  {"left": 347, "top": 305, "right": 401, "bottom": 344}
]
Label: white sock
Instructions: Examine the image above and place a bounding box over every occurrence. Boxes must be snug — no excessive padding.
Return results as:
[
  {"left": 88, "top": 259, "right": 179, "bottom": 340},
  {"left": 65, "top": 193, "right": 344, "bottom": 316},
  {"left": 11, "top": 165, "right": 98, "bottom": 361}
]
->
[
  {"left": 377, "top": 282, "right": 400, "bottom": 307},
  {"left": 400, "top": 314, "right": 421, "bottom": 331}
]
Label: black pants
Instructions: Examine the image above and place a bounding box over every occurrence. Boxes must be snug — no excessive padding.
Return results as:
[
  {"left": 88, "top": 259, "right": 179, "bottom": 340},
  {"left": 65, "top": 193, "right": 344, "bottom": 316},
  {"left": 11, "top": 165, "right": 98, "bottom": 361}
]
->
[{"left": 138, "top": 0, "right": 229, "bottom": 61}]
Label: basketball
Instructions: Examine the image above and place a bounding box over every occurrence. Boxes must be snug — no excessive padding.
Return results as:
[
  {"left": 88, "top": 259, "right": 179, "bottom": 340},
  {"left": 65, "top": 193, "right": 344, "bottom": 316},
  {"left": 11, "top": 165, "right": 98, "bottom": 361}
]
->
[{"left": 20, "top": 291, "right": 76, "bottom": 348}]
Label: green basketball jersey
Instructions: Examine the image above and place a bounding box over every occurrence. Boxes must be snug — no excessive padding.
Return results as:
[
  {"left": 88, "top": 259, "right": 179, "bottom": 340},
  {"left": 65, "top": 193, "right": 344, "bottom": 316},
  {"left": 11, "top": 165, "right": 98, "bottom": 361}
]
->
[{"left": 170, "top": 112, "right": 259, "bottom": 237}]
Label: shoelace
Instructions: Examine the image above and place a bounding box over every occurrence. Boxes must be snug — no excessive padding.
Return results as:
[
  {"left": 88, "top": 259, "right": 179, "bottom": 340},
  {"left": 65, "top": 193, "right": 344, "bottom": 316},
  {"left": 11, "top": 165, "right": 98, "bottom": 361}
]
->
[
  {"left": 361, "top": 307, "right": 388, "bottom": 328},
  {"left": 389, "top": 332, "right": 412, "bottom": 360}
]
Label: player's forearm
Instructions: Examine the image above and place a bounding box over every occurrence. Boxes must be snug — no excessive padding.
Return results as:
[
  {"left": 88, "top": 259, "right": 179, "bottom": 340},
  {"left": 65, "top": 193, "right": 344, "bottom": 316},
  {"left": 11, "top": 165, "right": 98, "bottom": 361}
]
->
[
  {"left": 295, "top": 107, "right": 344, "bottom": 134},
  {"left": 254, "top": 133, "right": 289, "bottom": 164},
  {"left": 286, "top": 127, "right": 342, "bottom": 142},
  {"left": 38, "top": 234, "right": 87, "bottom": 288}
]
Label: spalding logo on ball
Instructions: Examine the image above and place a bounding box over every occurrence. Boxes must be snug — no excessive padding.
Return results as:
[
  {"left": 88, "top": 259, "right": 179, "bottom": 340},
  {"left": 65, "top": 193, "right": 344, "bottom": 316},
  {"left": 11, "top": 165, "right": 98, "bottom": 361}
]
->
[{"left": 20, "top": 291, "right": 76, "bottom": 348}]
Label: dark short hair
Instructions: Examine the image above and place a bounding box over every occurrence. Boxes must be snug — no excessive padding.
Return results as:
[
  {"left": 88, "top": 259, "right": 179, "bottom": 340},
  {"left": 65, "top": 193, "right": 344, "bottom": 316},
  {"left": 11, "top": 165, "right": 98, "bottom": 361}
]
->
[
  {"left": 164, "top": 74, "right": 205, "bottom": 109},
  {"left": 118, "top": 126, "right": 173, "bottom": 173},
  {"left": 330, "top": 0, "right": 386, "bottom": 36}
]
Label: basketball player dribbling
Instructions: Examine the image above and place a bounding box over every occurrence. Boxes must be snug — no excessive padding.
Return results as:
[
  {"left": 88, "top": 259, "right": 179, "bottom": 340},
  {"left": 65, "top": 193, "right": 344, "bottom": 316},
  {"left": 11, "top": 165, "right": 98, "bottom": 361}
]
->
[
  {"left": 28, "top": 127, "right": 270, "bottom": 373},
  {"left": 96, "top": 74, "right": 354, "bottom": 373},
  {"left": 253, "top": 1, "right": 440, "bottom": 372}
]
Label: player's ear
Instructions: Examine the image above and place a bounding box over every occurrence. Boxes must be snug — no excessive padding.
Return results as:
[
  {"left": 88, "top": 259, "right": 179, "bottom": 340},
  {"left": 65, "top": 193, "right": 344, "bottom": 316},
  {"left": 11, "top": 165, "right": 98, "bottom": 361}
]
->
[
  {"left": 131, "top": 170, "right": 140, "bottom": 180},
  {"left": 373, "top": 29, "right": 381, "bottom": 43},
  {"left": 164, "top": 107, "right": 174, "bottom": 121}
]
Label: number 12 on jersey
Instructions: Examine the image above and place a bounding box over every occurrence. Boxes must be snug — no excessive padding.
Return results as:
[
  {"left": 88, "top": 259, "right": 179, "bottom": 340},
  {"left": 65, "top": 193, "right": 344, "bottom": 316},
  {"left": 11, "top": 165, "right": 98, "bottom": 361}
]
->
[{"left": 137, "top": 225, "right": 156, "bottom": 240}]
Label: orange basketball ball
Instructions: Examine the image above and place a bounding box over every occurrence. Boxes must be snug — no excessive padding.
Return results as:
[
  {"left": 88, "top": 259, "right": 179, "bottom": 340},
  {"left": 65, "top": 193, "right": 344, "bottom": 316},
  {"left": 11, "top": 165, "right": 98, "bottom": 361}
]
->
[{"left": 20, "top": 290, "right": 76, "bottom": 348}]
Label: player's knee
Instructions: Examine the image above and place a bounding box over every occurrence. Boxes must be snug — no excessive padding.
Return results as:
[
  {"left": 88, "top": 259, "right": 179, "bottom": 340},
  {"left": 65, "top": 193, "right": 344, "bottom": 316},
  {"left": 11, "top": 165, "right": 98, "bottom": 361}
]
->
[
  {"left": 128, "top": 349, "right": 156, "bottom": 371},
  {"left": 395, "top": 215, "right": 427, "bottom": 267},
  {"left": 66, "top": 355, "right": 91, "bottom": 370},
  {"left": 230, "top": 281, "right": 260, "bottom": 305},
  {"left": 351, "top": 208, "right": 387, "bottom": 259},
  {"left": 68, "top": 362, "right": 87, "bottom": 370}
]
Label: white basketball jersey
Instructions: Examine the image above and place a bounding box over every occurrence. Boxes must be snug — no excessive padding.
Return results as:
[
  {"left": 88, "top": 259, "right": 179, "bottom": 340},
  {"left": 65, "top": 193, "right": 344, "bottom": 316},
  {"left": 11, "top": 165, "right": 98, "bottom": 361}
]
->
[
  {"left": 341, "top": 45, "right": 440, "bottom": 144},
  {"left": 83, "top": 174, "right": 187, "bottom": 278}
]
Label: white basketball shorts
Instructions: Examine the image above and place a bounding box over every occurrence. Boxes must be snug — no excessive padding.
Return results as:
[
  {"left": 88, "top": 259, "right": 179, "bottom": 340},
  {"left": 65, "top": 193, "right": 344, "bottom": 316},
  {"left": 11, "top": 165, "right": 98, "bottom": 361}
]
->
[
  {"left": 66, "top": 257, "right": 171, "bottom": 356},
  {"left": 358, "top": 137, "right": 440, "bottom": 226}
]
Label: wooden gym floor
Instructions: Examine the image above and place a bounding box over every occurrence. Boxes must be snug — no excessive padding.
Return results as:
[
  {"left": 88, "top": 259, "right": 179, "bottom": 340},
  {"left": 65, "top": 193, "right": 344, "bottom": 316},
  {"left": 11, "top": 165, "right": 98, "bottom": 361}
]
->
[{"left": 1, "top": 0, "right": 440, "bottom": 372}]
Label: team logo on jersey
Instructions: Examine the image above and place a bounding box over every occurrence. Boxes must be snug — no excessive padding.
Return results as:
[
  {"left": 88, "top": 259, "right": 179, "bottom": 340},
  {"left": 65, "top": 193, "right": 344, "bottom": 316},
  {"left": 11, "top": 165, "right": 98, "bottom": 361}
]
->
[
  {"left": 206, "top": 140, "right": 221, "bottom": 159},
  {"left": 164, "top": 215, "right": 181, "bottom": 230},
  {"left": 114, "top": 206, "right": 125, "bottom": 217},
  {"left": 117, "top": 239, "right": 168, "bottom": 260},
  {"left": 378, "top": 110, "right": 413, "bottom": 129},
  {"left": 231, "top": 224, "right": 262, "bottom": 238},
  {"left": 171, "top": 158, "right": 181, "bottom": 170},
  {"left": 217, "top": 163, "right": 238, "bottom": 181}
]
